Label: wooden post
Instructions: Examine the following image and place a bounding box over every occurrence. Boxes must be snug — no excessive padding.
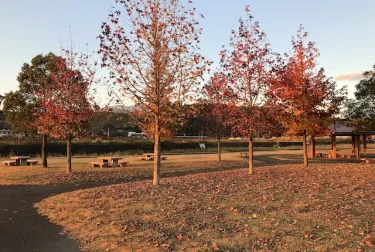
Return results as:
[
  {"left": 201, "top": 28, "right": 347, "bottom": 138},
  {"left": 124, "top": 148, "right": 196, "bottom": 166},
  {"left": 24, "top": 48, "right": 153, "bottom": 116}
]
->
[
  {"left": 355, "top": 135, "right": 360, "bottom": 159},
  {"left": 332, "top": 135, "right": 337, "bottom": 159},
  {"left": 358, "top": 135, "right": 361, "bottom": 152},
  {"left": 352, "top": 135, "right": 356, "bottom": 155},
  {"left": 363, "top": 135, "right": 367, "bottom": 157},
  {"left": 309, "top": 135, "right": 316, "bottom": 158}
]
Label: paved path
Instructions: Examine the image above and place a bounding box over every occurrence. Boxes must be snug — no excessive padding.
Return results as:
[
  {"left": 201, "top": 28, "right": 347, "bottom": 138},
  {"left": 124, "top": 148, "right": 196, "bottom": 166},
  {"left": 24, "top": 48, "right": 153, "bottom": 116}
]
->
[{"left": 0, "top": 180, "right": 140, "bottom": 252}]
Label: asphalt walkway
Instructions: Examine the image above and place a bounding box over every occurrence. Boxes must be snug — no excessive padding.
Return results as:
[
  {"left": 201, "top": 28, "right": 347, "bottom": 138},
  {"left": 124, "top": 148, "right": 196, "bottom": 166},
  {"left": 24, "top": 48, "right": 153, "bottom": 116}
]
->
[{"left": 0, "top": 181, "right": 132, "bottom": 252}]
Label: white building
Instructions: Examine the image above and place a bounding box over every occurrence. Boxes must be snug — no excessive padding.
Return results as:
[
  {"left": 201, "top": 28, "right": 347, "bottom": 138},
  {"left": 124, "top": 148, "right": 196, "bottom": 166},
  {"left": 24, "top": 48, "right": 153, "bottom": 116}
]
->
[
  {"left": 0, "top": 129, "right": 12, "bottom": 137},
  {"left": 128, "top": 132, "right": 147, "bottom": 139}
]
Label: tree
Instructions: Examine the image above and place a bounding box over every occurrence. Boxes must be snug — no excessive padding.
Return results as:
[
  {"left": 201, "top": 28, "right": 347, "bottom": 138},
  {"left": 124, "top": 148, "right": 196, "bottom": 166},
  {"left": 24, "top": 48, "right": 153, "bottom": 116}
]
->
[
  {"left": 3, "top": 53, "right": 60, "bottom": 167},
  {"left": 36, "top": 50, "right": 95, "bottom": 173},
  {"left": 175, "top": 104, "right": 207, "bottom": 136},
  {"left": 203, "top": 73, "right": 233, "bottom": 161},
  {"left": 269, "top": 25, "right": 346, "bottom": 167},
  {"left": 0, "top": 94, "right": 4, "bottom": 106},
  {"left": 89, "top": 112, "right": 135, "bottom": 137},
  {"left": 99, "top": 0, "right": 209, "bottom": 186},
  {"left": 2, "top": 92, "right": 34, "bottom": 134},
  {"left": 219, "top": 6, "right": 275, "bottom": 174},
  {"left": 345, "top": 65, "right": 375, "bottom": 130}
]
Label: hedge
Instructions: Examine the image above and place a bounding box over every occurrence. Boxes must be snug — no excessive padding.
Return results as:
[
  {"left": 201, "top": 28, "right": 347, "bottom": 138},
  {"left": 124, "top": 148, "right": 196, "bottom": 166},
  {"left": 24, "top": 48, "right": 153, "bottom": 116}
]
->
[{"left": 0, "top": 139, "right": 348, "bottom": 157}]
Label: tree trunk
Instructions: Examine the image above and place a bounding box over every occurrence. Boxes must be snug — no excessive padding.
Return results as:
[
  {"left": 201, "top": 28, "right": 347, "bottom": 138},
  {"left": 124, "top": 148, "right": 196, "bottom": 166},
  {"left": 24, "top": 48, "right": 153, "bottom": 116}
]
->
[
  {"left": 249, "top": 137, "right": 254, "bottom": 174},
  {"left": 42, "top": 133, "right": 48, "bottom": 167},
  {"left": 351, "top": 135, "right": 356, "bottom": 154},
  {"left": 363, "top": 135, "right": 367, "bottom": 157},
  {"left": 332, "top": 135, "right": 337, "bottom": 159},
  {"left": 309, "top": 135, "right": 315, "bottom": 159},
  {"left": 303, "top": 131, "right": 308, "bottom": 167},
  {"left": 355, "top": 135, "right": 360, "bottom": 159},
  {"left": 67, "top": 138, "right": 72, "bottom": 174},
  {"left": 153, "top": 120, "right": 161, "bottom": 186},
  {"left": 217, "top": 134, "right": 222, "bottom": 162}
]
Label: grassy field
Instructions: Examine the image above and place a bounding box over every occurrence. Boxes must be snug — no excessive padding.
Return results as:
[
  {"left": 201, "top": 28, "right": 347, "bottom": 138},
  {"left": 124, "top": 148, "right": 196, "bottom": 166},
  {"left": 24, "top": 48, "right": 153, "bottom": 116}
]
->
[
  {"left": 0, "top": 152, "right": 252, "bottom": 185},
  {"left": 35, "top": 161, "right": 375, "bottom": 251},
  {"left": 3, "top": 147, "right": 375, "bottom": 250},
  {"left": 0, "top": 145, "right": 373, "bottom": 185}
]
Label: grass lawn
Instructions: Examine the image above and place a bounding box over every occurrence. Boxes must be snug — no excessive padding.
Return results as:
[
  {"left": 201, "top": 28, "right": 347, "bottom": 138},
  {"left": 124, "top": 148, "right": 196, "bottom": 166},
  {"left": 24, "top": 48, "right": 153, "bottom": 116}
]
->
[
  {"left": 0, "top": 152, "right": 251, "bottom": 185},
  {"left": 1, "top": 145, "right": 372, "bottom": 185},
  {"left": 36, "top": 161, "right": 375, "bottom": 251}
]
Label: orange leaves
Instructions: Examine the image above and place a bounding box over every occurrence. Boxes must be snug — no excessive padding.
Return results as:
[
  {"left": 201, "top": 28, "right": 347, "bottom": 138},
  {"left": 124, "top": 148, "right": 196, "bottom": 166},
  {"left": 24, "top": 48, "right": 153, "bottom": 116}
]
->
[
  {"left": 269, "top": 26, "right": 346, "bottom": 137},
  {"left": 99, "top": 0, "right": 210, "bottom": 147}
]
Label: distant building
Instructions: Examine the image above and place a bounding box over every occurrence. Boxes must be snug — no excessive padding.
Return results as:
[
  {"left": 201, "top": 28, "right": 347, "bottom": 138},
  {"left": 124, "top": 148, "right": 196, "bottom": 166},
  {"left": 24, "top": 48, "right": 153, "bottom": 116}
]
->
[
  {"left": 0, "top": 129, "right": 12, "bottom": 137},
  {"left": 128, "top": 131, "right": 147, "bottom": 139},
  {"left": 175, "top": 135, "right": 209, "bottom": 140}
]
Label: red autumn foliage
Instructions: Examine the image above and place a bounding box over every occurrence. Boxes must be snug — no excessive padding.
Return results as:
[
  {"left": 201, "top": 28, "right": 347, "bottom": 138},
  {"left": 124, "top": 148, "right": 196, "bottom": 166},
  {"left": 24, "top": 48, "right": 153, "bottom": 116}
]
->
[
  {"left": 36, "top": 49, "right": 95, "bottom": 173},
  {"left": 269, "top": 25, "right": 346, "bottom": 166},
  {"left": 202, "top": 72, "right": 235, "bottom": 161},
  {"left": 219, "top": 6, "right": 279, "bottom": 173}
]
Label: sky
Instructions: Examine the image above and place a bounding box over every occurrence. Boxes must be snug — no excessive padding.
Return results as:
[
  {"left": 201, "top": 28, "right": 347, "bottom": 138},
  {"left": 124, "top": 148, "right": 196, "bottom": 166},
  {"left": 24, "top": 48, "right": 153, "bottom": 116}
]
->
[{"left": 0, "top": 0, "right": 374, "bottom": 100}]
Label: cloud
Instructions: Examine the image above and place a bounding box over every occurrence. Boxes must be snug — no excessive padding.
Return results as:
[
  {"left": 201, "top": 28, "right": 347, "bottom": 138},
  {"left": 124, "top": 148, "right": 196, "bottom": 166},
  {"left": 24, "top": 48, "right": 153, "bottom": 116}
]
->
[{"left": 335, "top": 73, "right": 363, "bottom": 81}]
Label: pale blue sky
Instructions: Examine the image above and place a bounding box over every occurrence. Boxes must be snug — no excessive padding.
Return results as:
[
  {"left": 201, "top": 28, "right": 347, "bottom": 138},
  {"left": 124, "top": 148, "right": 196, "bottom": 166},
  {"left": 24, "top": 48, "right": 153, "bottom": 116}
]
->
[{"left": 1, "top": 0, "right": 374, "bottom": 98}]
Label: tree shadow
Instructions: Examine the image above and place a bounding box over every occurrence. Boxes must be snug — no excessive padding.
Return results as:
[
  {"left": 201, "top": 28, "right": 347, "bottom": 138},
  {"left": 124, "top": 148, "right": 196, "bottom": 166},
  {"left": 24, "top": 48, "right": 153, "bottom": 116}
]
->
[{"left": 253, "top": 152, "right": 366, "bottom": 168}]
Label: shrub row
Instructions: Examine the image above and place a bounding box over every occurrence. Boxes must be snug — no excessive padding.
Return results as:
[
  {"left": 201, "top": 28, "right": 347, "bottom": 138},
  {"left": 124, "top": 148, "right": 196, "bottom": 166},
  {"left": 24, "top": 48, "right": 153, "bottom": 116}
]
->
[{"left": 0, "top": 139, "right": 347, "bottom": 157}]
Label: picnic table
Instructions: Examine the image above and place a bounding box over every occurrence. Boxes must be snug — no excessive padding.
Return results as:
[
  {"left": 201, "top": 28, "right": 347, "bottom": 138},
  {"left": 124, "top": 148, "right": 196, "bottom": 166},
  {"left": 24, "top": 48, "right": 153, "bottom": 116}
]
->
[
  {"left": 100, "top": 157, "right": 122, "bottom": 167},
  {"left": 338, "top": 150, "right": 355, "bottom": 159},
  {"left": 139, "top": 153, "right": 168, "bottom": 161},
  {"left": 11, "top": 156, "right": 31, "bottom": 166},
  {"left": 3, "top": 156, "right": 38, "bottom": 166},
  {"left": 91, "top": 157, "right": 129, "bottom": 168},
  {"left": 315, "top": 152, "right": 324, "bottom": 158},
  {"left": 238, "top": 152, "right": 249, "bottom": 157}
]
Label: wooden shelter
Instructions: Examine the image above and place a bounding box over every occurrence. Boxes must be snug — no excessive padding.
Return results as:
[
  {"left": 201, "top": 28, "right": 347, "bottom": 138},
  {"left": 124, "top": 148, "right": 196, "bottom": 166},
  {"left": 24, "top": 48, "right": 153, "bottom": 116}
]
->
[{"left": 327, "top": 124, "right": 375, "bottom": 159}]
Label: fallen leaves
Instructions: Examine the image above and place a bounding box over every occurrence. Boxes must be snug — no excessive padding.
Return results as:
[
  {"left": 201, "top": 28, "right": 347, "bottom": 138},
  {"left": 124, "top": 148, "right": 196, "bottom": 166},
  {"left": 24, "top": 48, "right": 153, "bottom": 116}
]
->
[
  {"left": 35, "top": 162, "right": 375, "bottom": 251},
  {"left": 0, "top": 159, "right": 247, "bottom": 185}
]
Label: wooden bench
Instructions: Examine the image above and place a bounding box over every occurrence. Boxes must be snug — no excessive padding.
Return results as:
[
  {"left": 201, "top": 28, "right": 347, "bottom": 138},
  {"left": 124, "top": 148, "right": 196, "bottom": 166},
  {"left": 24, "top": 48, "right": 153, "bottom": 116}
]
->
[
  {"left": 139, "top": 156, "right": 168, "bottom": 161},
  {"left": 238, "top": 152, "right": 249, "bottom": 157},
  {"left": 315, "top": 152, "right": 325, "bottom": 158},
  {"left": 119, "top": 161, "right": 129, "bottom": 167},
  {"left": 90, "top": 162, "right": 110, "bottom": 168},
  {"left": 361, "top": 158, "right": 372, "bottom": 164},
  {"left": 27, "top": 160, "right": 38, "bottom": 166},
  {"left": 3, "top": 160, "right": 16, "bottom": 166},
  {"left": 339, "top": 150, "right": 355, "bottom": 159}
]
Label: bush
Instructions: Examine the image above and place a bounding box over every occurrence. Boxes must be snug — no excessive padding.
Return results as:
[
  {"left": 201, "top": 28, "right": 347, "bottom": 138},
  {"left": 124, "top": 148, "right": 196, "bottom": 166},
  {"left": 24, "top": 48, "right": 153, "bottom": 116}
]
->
[{"left": 0, "top": 139, "right": 343, "bottom": 157}]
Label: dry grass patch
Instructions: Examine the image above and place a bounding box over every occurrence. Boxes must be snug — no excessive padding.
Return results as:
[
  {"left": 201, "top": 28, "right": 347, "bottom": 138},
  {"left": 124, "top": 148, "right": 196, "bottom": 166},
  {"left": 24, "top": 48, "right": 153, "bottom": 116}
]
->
[
  {"left": 0, "top": 153, "right": 249, "bottom": 185},
  {"left": 36, "top": 163, "right": 375, "bottom": 251}
]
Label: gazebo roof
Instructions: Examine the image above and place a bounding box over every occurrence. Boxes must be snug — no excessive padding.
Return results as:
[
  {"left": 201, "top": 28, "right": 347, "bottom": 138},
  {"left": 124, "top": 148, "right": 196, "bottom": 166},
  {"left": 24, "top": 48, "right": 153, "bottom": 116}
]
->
[{"left": 329, "top": 123, "right": 375, "bottom": 136}]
